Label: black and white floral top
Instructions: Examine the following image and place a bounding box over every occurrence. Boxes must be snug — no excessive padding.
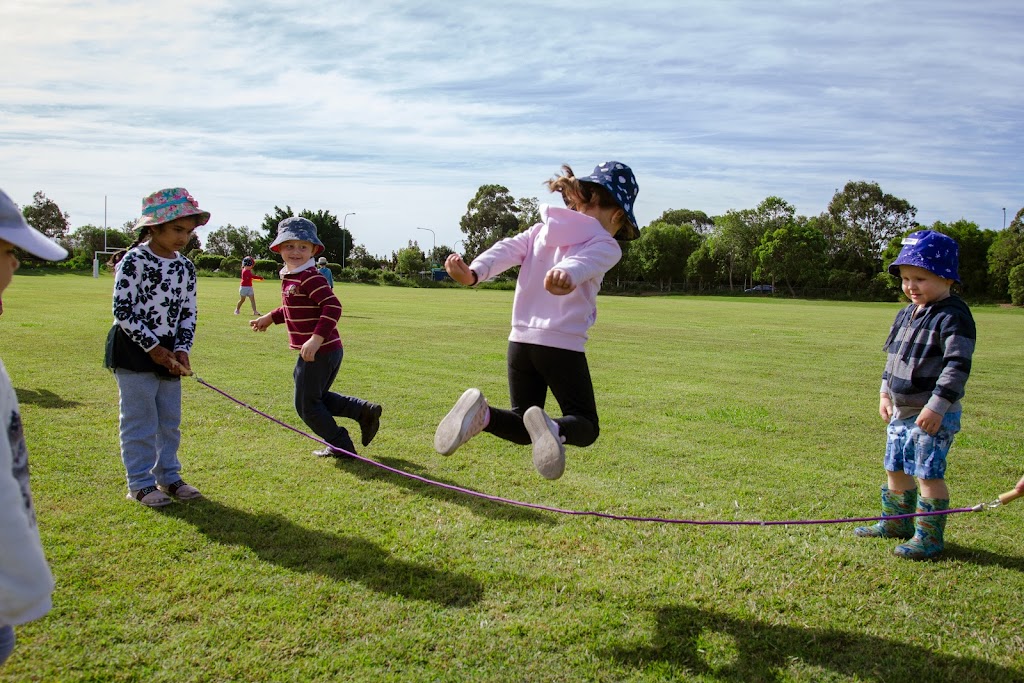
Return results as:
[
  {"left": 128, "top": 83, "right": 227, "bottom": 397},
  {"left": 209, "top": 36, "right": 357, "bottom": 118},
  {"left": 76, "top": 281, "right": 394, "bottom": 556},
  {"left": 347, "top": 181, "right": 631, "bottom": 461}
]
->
[{"left": 112, "top": 244, "right": 197, "bottom": 352}]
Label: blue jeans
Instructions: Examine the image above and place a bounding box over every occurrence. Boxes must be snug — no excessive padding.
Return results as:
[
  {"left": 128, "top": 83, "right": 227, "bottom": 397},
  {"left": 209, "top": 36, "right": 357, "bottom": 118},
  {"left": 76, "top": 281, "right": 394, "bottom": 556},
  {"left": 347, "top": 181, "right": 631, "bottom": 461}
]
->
[
  {"left": 114, "top": 369, "right": 182, "bottom": 491},
  {"left": 884, "top": 411, "right": 961, "bottom": 480},
  {"left": 293, "top": 348, "right": 367, "bottom": 449},
  {"left": 0, "top": 625, "right": 16, "bottom": 666}
]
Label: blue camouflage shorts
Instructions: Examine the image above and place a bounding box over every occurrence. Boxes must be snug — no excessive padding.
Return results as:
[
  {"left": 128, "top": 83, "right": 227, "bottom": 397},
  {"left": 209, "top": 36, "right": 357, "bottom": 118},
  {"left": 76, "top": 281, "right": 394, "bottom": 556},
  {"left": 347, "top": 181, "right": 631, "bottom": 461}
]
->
[{"left": 884, "top": 411, "right": 961, "bottom": 480}]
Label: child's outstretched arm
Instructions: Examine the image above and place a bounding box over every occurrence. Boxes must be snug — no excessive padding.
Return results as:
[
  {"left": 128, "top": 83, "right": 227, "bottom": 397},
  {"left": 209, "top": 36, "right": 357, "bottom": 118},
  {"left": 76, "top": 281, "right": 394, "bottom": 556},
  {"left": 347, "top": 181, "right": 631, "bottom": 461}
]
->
[
  {"left": 445, "top": 254, "right": 476, "bottom": 286},
  {"left": 544, "top": 268, "right": 575, "bottom": 295},
  {"left": 250, "top": 313, "right": 274, "bottom": 332}
]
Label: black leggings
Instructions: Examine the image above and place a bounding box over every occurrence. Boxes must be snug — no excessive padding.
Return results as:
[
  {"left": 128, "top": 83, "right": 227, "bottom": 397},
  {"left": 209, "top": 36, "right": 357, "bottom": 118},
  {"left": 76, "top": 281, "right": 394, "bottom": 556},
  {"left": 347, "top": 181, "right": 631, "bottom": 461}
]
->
[{"left": 484, "top": 341, "right": 599, "bottom": 447}]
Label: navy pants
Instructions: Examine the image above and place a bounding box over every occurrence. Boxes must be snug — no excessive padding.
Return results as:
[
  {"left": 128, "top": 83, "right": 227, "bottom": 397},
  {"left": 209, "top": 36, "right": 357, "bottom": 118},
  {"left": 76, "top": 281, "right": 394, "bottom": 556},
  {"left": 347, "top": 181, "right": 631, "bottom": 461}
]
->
[
  {"left": 485, "top": 341, "right": 599, "bottom": 447},
  {"left": 293, "top": 347, "right": 368, "bottom": 449}
]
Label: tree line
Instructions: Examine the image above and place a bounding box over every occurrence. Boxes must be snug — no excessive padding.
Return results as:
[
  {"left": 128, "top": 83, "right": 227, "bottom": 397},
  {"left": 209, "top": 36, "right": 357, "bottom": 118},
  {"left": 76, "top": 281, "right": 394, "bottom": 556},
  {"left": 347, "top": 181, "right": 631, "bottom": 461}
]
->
[{"left": 17, "top": 184, "right": 1024, "bottom": 304}]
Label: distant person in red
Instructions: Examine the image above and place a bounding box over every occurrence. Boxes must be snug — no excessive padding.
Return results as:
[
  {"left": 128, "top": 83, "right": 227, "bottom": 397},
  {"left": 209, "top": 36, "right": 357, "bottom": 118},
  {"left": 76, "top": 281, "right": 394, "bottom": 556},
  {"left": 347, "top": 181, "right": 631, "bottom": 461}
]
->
[{"left": 234, "top": 256, "right": 263, "bottom": 316}]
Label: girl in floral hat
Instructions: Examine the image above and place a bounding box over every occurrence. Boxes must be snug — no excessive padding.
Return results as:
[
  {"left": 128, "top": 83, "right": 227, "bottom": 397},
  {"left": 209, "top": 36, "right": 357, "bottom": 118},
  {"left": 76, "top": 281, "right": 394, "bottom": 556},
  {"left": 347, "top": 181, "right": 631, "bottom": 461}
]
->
[
  {"left": 434, "top": 161, "right": 639, "bottom": 480},
  {"left": 104, "top": 188, "right": 208, "bottom": 507}
]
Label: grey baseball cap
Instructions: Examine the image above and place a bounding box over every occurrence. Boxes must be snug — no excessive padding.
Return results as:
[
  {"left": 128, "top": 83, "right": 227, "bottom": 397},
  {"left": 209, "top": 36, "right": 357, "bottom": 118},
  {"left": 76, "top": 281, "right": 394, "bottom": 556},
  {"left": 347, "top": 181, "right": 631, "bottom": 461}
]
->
[{"left": 0, "top": 189, "right": 68, "bottom": 261}]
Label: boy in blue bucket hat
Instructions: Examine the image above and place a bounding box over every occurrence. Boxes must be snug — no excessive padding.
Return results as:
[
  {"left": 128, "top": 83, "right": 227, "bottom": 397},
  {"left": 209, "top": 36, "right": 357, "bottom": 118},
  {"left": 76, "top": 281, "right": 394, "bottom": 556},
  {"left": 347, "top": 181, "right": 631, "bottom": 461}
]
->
[
  {"left": 251, "top": 217, "right": 382, "bottom": 457},
  {"left": 854, "top": 230, "right": 976, "bottom": 559}
]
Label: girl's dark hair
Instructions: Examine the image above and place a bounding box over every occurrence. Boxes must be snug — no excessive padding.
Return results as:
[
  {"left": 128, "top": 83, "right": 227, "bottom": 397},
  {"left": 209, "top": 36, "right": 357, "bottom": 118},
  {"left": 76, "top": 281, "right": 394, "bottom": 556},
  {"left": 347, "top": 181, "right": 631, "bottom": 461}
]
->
[
  {"left": 107, "top": 226, "right": 151, "bottom": 267},
  {"left": 545, "top": 165, "right": 627, "bottom": 233}
]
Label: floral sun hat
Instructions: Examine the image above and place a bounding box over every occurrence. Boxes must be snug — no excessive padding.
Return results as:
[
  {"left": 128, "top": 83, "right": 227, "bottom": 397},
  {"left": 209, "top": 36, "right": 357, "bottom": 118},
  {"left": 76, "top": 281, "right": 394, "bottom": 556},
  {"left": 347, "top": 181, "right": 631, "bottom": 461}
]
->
[
  {"left": 887, "top": 230, "right": 960, "bottom": 283},
  {"left": 270, "top": 217, "right": 324, "bottom": 256},
  {"left": 0, "top": 188, "right": 68, "bottom": 261},
  {"left": 577, "top": 161, "right": 640, "bottom": 240},
  {"left": 136, "top": 188, "right": 211, "bottom": 229}
]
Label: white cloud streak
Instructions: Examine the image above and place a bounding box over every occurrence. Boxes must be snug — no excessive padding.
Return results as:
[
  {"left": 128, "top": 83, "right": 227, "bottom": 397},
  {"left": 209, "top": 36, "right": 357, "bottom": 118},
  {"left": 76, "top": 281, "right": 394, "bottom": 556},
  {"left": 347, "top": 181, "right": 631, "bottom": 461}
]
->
[{"left": 1, "top": 0, "right": 1021, "bottom": 253}]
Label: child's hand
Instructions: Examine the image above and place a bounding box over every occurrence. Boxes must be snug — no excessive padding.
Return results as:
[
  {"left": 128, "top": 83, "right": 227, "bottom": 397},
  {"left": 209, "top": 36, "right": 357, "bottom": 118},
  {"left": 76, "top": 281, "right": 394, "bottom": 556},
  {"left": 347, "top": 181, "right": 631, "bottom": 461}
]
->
[
  {"left": 878, "top": 393, "right": 894, "bottom": 422},
  {"left": 149, "top": 346, "right": 189, "bottom": 376},
  {"left": 915, "top": 407, "right": 942, "bottom": 435},
  {"left": 174, "top": 351, "right": 193, "bottom": 376},
  {"left": 1016, "top": 475, "right": 1024, "bottom": 494},
  {"left": 300, "top": 335, "right": 323, "bottom": 362},
  {"left": 250, "top": 314, "right": 272, "bottom": 332},
  {"left": 445, "top": 254, "right": 476, "bottom": 286},
  {"left": 544, "top": 268, "right": 576, "bottom": 295}
]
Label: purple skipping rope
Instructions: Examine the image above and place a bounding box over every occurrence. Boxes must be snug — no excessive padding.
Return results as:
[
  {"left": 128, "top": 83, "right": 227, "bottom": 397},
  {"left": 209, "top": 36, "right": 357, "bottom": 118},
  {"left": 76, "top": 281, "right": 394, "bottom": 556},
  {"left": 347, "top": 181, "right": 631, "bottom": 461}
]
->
[{"left": 194, "top": 377, "right": 982, "bottom": 526}]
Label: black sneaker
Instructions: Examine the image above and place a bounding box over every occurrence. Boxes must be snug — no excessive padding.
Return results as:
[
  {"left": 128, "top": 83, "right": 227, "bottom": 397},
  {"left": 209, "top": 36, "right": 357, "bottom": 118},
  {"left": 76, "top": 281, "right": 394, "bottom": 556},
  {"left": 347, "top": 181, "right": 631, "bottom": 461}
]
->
[{"left": 358, "top": 403, "right": 383, "bottom": 447}]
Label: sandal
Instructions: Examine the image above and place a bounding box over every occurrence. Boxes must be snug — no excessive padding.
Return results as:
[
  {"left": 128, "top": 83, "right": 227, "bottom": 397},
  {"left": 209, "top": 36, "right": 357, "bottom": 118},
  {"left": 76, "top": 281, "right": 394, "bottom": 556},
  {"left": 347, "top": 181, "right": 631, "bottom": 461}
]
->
[
  {"left": 158, "top": 480, "right": 203, "bottom": 500},
  {"left": 128, "top": 485, "right": 173, "bottom": 507}
]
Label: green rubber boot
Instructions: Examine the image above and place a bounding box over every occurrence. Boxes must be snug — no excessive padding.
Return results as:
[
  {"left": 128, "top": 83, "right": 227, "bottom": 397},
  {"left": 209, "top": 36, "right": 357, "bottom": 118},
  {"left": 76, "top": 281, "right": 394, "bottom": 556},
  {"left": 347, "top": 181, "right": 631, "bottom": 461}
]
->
[
  {"left": 894, "top": 497, "right": 949, "bottom": 560},
  {"left": 853, "top": 486, "right": 917, "bottom": 539}
]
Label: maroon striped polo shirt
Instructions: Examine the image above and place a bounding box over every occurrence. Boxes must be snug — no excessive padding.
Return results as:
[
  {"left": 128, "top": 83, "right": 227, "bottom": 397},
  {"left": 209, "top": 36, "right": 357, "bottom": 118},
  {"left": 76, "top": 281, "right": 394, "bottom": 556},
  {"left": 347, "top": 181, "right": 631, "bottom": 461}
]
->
[{"left": 269, "top": 268, "right": 343, "bottom": 353}]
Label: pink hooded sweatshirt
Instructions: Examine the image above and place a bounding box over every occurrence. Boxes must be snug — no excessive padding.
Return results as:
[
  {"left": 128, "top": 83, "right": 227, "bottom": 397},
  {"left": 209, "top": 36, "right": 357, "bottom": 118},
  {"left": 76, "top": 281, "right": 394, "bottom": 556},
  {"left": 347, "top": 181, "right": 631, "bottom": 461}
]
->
[{"left": 469, "top": 204, "right": 622, "bottom": 353}]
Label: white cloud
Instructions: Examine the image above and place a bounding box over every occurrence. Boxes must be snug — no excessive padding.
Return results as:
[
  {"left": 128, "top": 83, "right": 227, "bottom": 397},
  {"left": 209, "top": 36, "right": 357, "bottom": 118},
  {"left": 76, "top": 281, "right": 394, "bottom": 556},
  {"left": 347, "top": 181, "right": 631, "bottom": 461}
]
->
[{"left": 1, "top": 0, "right": 1021, "bottom": 255}]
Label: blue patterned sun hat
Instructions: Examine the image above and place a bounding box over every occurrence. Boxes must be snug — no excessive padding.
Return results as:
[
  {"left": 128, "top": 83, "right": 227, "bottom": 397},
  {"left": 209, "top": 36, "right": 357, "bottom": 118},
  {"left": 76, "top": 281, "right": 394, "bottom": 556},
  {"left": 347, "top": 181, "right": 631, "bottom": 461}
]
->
[
  {"left": 888, "top": 230, "right": 960, "bottom": 283},
  {"left": 578, "top": 161, "right": 640, "bottom": 240},
  {"left": 270, "top": 217, "right": 324, "bottom": 255}
]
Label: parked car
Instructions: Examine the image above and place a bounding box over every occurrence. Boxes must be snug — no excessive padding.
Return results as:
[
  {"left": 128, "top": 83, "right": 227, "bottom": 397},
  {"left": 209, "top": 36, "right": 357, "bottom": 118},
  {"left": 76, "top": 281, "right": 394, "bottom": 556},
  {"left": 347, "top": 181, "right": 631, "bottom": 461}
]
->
[{"left": 744, "top": 284, "right": 774, "bottom": 293}]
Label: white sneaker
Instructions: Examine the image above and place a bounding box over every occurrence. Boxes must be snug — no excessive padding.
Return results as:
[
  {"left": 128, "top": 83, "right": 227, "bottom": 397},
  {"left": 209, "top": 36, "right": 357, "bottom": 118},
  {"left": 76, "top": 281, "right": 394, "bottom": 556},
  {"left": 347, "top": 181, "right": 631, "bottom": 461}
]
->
[
  {"left": 524, "top": 406, "right": 565, "bottom": 480},
  {"left": 434, "top": 388, "right": 488, "bottom": 455}
]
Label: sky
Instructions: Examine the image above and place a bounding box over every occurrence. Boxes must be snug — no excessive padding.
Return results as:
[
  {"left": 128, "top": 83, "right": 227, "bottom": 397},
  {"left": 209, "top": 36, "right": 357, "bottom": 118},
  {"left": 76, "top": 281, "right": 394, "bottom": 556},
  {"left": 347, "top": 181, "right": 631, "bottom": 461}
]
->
[{"left": 2, "top": 0, "right": 1021, "bottom": 257}]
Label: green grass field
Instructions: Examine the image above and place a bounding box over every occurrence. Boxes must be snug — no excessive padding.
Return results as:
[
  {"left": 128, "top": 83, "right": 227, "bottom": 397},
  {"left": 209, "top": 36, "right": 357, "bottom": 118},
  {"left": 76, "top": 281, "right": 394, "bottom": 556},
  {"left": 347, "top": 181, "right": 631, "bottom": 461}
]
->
[{"left": 2, "top": 273, "right": 1023, "bottom": 682}]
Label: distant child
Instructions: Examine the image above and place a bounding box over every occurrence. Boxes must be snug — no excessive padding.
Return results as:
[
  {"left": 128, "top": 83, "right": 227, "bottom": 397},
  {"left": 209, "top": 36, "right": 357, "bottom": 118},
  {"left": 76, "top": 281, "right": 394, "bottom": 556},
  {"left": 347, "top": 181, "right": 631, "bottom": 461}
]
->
[
  {"left": 0, "top": 188, "right": 66, "bottom": 665},
  {"left": 250, "top": 218, "right": 381, "bottom": 457},
  {"left": 317, "top": 256, "right": 334, "bottom": 289},
  {"left": 854, "top": 230, "right": 975, "bottom": 559},
  {"left": 235, "top": 256, "right": 264, "bottom": 315},
  {"left": 104, "top": 188, "right": 206, "bottom": 507},
  {"left": 434, "top": 161, "right": 639, "bottom": 480}
]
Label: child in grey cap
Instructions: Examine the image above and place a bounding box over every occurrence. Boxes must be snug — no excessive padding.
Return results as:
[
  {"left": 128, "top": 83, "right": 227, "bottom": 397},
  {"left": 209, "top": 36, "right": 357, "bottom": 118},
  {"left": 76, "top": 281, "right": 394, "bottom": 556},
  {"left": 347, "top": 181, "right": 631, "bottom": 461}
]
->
[{"left": 0, "top": 188, "right": 66, "bottom": 665}]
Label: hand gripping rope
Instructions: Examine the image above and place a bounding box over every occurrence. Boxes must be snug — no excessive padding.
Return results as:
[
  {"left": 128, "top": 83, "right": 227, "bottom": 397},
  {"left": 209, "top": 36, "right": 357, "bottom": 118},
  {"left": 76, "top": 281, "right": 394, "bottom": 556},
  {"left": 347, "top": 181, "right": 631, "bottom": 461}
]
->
[{"left": 193, "top": 376, "right": 1021, "bottom": 526}]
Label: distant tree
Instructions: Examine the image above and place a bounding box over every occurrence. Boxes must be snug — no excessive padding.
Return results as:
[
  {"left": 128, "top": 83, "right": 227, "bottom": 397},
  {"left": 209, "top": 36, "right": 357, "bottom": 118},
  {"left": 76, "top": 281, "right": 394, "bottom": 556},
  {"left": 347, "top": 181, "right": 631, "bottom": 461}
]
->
[
  {"left": 204, "top": 224, "right": 262, "bottom": 258},
  {"left": 754, "top": 216, "right": 828, "bottom": 293},
  {"left": 713, "top": 209, "right": 762, "bottom": 290},
  {"left": 657, "top": 208, "right": 714, "bottom": 233},
  {"left": 348, "top": 245, "right": 384, "bottom": 270},
  {"left": 394, "top": 241, "right": 426, "bottom": 274},
  {"left": 429, "top": 244, "right": 454, "bottom": 268},
  {"left": 515, "top": 196, "right": 541, "bottom": 231},
  {"left": 686, "top": 239, "right": 724, "bottom": 290},
  {"left": 630, "top": 221, "right": 702, "bottom": 290},
  {"left": 987, "top": 207, "right": 1024, "bottom": 299},
  {"left": 459, "top": 185, "right": 522, "bottom": 259},
  {"left": 299, "top": 209, "right": 350, "bottom": 265},
  {"left": 821, "top": 181, "right": 916, "bottom": 275},
  {"left": 21, "top": 191, "right": 70, "bottom": 241}
]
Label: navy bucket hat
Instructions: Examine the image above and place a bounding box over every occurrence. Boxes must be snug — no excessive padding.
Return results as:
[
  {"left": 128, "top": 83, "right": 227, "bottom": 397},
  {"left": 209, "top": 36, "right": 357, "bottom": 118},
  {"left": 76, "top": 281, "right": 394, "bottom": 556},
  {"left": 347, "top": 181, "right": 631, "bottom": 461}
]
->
[
  {"left": 270, "top": 217, "right": 324, "bottom": 256},
  {"left": 578, "top": 161, "right": 640, "bottom": 240},
  {"left": 887, "top": 230, "right": 960, "bottom": 283}
]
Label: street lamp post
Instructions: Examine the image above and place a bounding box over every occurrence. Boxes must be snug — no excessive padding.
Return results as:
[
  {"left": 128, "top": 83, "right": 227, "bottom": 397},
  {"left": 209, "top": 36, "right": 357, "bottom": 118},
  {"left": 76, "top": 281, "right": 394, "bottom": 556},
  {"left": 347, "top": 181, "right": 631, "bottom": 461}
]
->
[
  {"left": 1003, "top": 208, "right": 1007, "bottom": 230},
  {"left": 417, "top": 227, "right": 436, "bottom": 266},
  {"left": 342, "top": 212, "right": 355, "bottom": 268}
]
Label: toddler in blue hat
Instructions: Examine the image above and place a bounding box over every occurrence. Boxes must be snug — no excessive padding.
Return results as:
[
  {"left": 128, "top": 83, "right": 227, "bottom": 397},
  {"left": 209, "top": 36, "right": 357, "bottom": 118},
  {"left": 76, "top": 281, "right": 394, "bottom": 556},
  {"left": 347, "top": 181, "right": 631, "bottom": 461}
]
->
[
  {"left": 434, "top": 162, "right": 638, "bottom": 481},
  {"left": 854, "top": 230, "right": 976, "bottom": 560}
]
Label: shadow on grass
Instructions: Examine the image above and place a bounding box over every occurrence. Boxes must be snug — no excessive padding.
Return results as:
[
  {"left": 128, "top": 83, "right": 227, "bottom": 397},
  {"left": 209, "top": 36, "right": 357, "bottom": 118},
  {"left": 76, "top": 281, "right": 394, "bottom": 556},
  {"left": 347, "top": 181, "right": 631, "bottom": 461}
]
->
[
  {"left": 336, "top": 455, "right": 557, "bottom": 526},
  {"left": 159, "top": 498, "right": 484, "bottom": 608},
  {"left": 607, "top": 604, "right": 1023, "bottom": 682},
  {"left": 15, "top": 387, "right": 81, "bottom": 408},
  {"left": 942, "top": 542, "right": 1024, "bottom": 572}
]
